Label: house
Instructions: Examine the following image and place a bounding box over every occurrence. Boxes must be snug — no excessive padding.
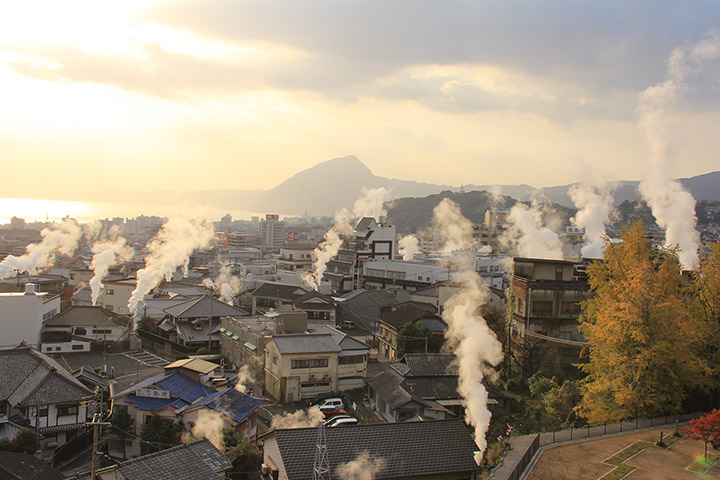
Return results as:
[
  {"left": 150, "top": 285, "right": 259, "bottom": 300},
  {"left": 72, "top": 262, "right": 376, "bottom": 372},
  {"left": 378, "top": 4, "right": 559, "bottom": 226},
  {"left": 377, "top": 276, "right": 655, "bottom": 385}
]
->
[
  {"left": 251, "top": 282, "right": 310, "bottom": 315},
  {"left": 41, "top": 305, "right": 131, "bottom": 354},
  {"left": 0, "top": 347, "right": 93, "bottom": 453},
  {"left": 276, "top": 246, "right": 314, "bottom": 272},
  {"left": 263, "top": 327, "right": 369, "bottom": 402},
  {"left": 361, "top": 259, "right": 450, "bottom": 291},
  {"left": 510, "top": 257, "right": 592, "bottom": 375},
  {"left": 377, "top": 303, "right": 447, "bottom": 360},
  {"left": 336, "top": 288, "right": 402, "bottom": 334},
  {"left": 163, "top": 358, "right": 221, "bottom": 383},
  {"left": 95, "top": 277, "right": 137, "bottom": 315},
  {"left": 90, "top": 439, "right": 232, "bottom": 479},
  {"left": 156, "top": 295, "right": 249, "bottom": 354},
  {"left": 366, "top": 353, "right": 511, "bottom": 423},
  {"left": 293, "top": 290, "right": 337, "bottom": 323},
  {"left": 0, "top": 283, "right": 61, "bottom": 350},
  {"left": 261, "top": 419, "right": 479, "bottom": 480},
  {"left": 111, "top": 370, "right": 260, "bottom": 458}
]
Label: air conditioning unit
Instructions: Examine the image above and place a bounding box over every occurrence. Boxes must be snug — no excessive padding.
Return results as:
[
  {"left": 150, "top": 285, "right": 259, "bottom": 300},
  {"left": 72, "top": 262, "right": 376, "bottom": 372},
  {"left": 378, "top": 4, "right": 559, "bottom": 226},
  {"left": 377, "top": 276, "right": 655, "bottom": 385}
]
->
[
  {"left": 309, "top": 374, "right": 316, "bottom": 380},
  {"left": 322, "top": 373, "right": 330, "bottom": 379}
]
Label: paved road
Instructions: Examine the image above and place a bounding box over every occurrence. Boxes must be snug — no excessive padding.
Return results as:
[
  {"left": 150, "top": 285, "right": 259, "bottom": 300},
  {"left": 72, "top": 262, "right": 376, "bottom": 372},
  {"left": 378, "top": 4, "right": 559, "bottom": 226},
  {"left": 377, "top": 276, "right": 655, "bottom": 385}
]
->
[{"left": 122, "top": 350, "right": 171, "bottom": 367}]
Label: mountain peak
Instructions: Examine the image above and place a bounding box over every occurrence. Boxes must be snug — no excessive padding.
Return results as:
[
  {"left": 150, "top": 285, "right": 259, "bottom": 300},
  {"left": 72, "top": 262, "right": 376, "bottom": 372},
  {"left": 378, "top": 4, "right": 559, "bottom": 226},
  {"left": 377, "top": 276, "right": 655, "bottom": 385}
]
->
[{"left": 312, "top": 155, "right": 371, "bottom": 174}]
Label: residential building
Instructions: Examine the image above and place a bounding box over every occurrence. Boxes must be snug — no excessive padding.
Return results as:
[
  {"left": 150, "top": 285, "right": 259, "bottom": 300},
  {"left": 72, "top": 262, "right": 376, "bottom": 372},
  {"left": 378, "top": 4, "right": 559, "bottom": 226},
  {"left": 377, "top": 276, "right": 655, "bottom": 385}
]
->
[
  {"left": 111, "top": 369, "right": 260, "bottom": 458},
  {"left": 0, "top": 283, "right": 61, "bottom": 350},
  {"left": 323, "top": 247, "right": 354, "bottom": 293},
  {"left": 351, "top": 217, "right": 396, "bottom": 289},
  {"left": 377, "top": 303, "right": 447, "bottom": 360},
  {"left": 264, "top": 327, "right": 369, "bottom": 402},
  {"left": 0, "top": 347, "right": 93, "bottom": 453},
  {"left": 336, "top": 288, "right": 402, "bottom": 334},
  {"left": 261, "top": 419, "right": 479, "bottom": 480},
  {"left": 259, "top": 214, "right": 285, "bottom": 250},
  {"left": 41, "top": 305, "right": 131, "bottom": 354},
  {"left": 362, "top": 258, "right": 450, "bottom": 291},
  {"left": 95, "top": 277, "right": 137, "bottom": 315},
  {"left": 94, "top": 439, "right": 231, "bottom": 479},
  {"left": 366, "top": 353, "right": 510, "bottom": 423},
  {"left": 292, "top": 290, "right": 337, "bottom": 323},
  {"left": 251, "top": 282, "right": 310, "bottom": 314},
  {"left": 276, "top": 246, "right": 314, "bottom": 272}
]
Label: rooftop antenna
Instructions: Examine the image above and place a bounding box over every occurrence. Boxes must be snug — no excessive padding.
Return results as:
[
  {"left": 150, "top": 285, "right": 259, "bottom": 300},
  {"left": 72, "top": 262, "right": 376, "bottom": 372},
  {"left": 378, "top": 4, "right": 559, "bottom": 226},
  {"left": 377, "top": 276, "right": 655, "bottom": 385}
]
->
[{"left": 313, "top": 421, "right": 332, "bottom": 480}]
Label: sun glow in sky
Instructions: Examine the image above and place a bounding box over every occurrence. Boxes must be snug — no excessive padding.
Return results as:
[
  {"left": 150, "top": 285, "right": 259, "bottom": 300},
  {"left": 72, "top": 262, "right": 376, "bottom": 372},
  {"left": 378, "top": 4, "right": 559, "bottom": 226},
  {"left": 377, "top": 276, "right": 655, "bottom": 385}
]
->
[{"left": 1, "top": 1, "right": 720, "bottom": 204}]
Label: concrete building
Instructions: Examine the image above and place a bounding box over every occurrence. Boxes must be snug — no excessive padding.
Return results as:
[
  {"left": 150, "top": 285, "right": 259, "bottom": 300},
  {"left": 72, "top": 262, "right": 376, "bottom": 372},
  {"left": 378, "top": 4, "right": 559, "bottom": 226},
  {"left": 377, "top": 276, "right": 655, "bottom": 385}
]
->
[
  {"left": 263, "top": 327, "right": 369, "bottom": 402},
  {"left": 276, "top": 246, "right": 314, "bottom": 272},
  {"left": 259, "top": 214, "right": 285, "bottom": 250},
  {"left": 362, "top": 258, "right": 451, "bottom": 291},
  {"left": 351, "top": 217, "right": 396, "bottom": 289},
  {"left": 0, "top": 283, "right": 61, "bottom": 350},
  {"left": 95, "top": 277, "right": 137, "bottom": 316}
]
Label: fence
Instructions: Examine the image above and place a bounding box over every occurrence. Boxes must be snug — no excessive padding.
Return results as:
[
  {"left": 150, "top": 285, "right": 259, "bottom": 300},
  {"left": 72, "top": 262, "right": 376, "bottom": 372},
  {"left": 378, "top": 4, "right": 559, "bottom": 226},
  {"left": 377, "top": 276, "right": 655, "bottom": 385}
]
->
[{"left": 489, "top": 434, "right": 540, "bottom": 480}]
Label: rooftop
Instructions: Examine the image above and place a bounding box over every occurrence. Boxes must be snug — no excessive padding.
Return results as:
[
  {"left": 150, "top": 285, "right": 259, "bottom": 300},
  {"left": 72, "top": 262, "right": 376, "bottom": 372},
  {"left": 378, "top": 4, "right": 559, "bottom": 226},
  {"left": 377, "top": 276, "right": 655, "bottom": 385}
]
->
[{"left": 43, "top": 305, "right": 131, "bottom": 328}]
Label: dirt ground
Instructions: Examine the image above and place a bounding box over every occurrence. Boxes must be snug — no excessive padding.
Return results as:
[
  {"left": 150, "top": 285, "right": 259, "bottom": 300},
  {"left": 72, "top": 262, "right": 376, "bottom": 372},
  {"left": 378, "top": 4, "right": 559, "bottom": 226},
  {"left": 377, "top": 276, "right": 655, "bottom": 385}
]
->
[{"left": 527, "top": 427, "right": 720, "bottom": 480}]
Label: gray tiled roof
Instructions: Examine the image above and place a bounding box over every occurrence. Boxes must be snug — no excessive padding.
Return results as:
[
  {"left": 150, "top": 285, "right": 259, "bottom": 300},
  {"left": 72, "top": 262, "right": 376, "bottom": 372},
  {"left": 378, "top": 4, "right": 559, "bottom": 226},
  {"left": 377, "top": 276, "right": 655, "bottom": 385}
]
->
[
  {"left": 272, "top": 419, "right": 479, "bottom": 480},
  {"left": 380, "top": 303, "right": 440, "bottom": 330},
  {"left": 399, "top": 353, "right": 458, "bottom": 377},
  {"left": 366, "top": 371, "right": 412, "bottom": 409},
  {"left": 0, "top": 451, "right": 65, "bottom": 480},
  {"left": 163, "top": 295, "right": 249, "bottom": 318},
  {"left": 116, "top": 439, "right": 231, "bottom": 480},
  {"left": 272, "top": 333, "right": 341, "bottom": 354},
  {"left": 0, "top": 347, "right": 92, "bottom": 408},
  {"left": 43, "top": 305, "right": 131, "bottom": 327},
  {"left": 251, "top": 282, "right": 310, "bottom": 300}
]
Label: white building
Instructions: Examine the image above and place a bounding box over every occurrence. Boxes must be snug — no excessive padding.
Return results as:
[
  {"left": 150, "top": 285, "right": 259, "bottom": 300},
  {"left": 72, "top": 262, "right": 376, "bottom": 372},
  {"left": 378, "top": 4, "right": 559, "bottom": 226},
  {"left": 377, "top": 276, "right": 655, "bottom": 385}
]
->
[
  {"left": 362, "top": 259, "right": 451, "bottom": 291},
  {"left": 0, "top": 284, "right": 60, "bottom": 350},
  {"left": 259, "top": 214, "right": 285, "bottom": 249}
]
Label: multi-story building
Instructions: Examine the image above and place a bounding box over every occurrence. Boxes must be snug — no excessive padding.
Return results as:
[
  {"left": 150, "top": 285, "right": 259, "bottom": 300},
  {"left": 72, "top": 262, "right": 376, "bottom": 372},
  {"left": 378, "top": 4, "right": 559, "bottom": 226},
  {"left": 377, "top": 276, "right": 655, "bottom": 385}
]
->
[
  {"left": 263, "top": 327, "right": 369, "bottom": 402},
  {"left": 362, "top": 259, "right": 450, "bottom": 291},
  {"left": 41, "top": 306, "right": 131, "bottom": 353},
  {"left": 95, "top": 277, "right": 137, "bottom": 315},
  {"left": 377, "top": 303, "right": 447, "bottom": 360},
  {"left": 276, "top": 246, "right": 314, "bottom": 272},
  {"left": 0, "top": 283, "right": 61, "bottom": 350},
  {"left": 259, "top": 214, "right": 285, "bottom": 250},
  {"left": 216, "top": 232, "right": 258, "bottom": 249}
]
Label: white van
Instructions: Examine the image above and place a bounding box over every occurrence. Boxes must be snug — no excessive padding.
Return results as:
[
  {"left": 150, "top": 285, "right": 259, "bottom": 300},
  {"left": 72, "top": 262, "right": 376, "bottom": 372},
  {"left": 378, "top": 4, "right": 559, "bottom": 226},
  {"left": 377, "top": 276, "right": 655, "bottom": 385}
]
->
[
  {"left": 328, "top": 417, "right": 358, "bottom": 427},
  {"left": 315, "top": 397, "right": 344, "bottom": 408}
]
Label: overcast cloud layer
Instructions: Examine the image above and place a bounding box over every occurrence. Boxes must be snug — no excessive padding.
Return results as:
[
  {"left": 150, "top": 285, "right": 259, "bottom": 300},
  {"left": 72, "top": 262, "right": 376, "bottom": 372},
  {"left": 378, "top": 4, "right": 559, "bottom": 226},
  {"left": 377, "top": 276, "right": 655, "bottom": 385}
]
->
[{"left": 1, "top": 0, "right": 719, "bottom": 199}]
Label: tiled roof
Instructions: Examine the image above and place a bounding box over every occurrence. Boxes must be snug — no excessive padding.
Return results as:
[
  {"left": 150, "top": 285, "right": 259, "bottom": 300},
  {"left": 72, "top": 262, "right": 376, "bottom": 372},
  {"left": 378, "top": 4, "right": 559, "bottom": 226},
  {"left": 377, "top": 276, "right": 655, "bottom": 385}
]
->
[
  {"left": 114, "top": 371, "right": 214, "bottom": 405},
  {"left": 251, "top": 282, "right": 310, "bottom": 300},
  {"left": 398, "top": 353, "right": 458, "bottom": 377},
  {"left": 403, "top": 377, "right": 460, "bottom": 401},
  {"left": 293, "top": 290, "right": 336, "bottom": 310},
  {"left": 43, "top": 305, "right": 131, "bottom": 327},
  {"left": 366, "top": 371, "right": 412, "bottom": 409},
  {"left": 272, "top": 419, "right": 479, "bottom": 480},
  {"left": 123, "top": 394, "right": 187, "bottom": 412},
  {"left": 179, "top": 388, "right": 260, "bottom": 424},
  {"left": 162, "top": 295, "right": 249, "bottom": 318},
  {"left": 0, "top": 347, "right": 92, "bottom": 408},
  {"left": 320, "top": 325, "right": 370, "bottom": 353},
  {"left": 272, "top": 333, "right": 341, "bottom": 354},
  {"left": 116, "top": 439, "right": 231, "bottom": 480},
  {"left": 0, "top": 451, "right": 65, "bottom": 480},
  {"left": 164, "top": 358, "right": 219, "bottom": 374},
  {"left": 380, "top": 303, "right": 440, "bottom": 330}
]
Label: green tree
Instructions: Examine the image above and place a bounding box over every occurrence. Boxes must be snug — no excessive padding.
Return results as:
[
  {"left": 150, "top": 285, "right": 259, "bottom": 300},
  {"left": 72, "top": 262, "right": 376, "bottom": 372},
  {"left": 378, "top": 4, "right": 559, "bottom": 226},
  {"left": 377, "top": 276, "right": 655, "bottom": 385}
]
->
[
  {"left": 10, "top": 428, "right": 37, "bottom": 454},
  {"left": 137, "top": 317, "right": 156, "bottom": 333},
  {"left": 140, "top": 416, "right": 184, "bottom": 454},
  {"left": 110, "top": 405, "right": 133, "bottom": 443},
  {"left": 397, "top": 321, "right": 444, "bottom": 357},
  {"left": 577, "top": 222, "right": 706, "bottom": 423},
  {"left": 222, "top": 428, "right": 262, "bottom": 480}
]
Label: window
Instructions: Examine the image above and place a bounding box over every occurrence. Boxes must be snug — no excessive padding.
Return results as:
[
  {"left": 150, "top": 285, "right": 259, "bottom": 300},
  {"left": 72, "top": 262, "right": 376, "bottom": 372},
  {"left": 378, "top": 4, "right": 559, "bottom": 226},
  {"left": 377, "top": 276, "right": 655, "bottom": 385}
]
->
[
  {"left": 310, "top": 358, "right": 328, "bottom": 368},
  {"left": 560, "top": 302, "right": 581, "bottom": 315},
  {"left": 272, "top": 355, "right": 278, "bottom": 366},
  {"left": 72, "top": 344, "right": 84, "bottom": 351},
  {"left": 74, "top": 327, "right": 86, "bottom": 335},
  {"left": 93, "top": 329, "right": 112, "bottom": 334},
  {"left": 38, "top": 407, "right": 48, "bottom": 417},
  {"left": 106, "top": 305, "right": 114, "bottom": 311},
  {"left": 339, "top": 355, "right": 365, "bottom": 365},
  {"left": 555, "top": 266, "right": 564, "bottom": 281},
  {"left": 291, "top": 358, "right": 329, "bottom": 369},
  {"left": 291, "top": 359, "right": 309, "bottom": 369},
  {"left": 532, "top": 301, "right": 553, "bottom": 315},
  {"left": 57, "top": 404, "right": 78, "bottom": 416},
  {"left": 105, "top": 288, "right": 114, "bottom": 295}
]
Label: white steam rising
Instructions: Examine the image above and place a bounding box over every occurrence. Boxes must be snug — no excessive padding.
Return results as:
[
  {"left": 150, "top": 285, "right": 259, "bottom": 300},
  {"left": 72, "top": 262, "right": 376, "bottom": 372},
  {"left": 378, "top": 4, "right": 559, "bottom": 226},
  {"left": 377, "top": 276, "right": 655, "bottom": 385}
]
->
[
  {"left": 270, "top": 408, "right": 324, "bottom": 429},
  {"left": 128, "top": 218, "right": 215, "bottom": 315},
  {"left": 90, "top": 228, "right": 133, "bottom": 305},
  {"left": 637, "top": 34, "right": 720, "bottom": 268},
  {"left": 188, "top": 409, "right": 226, "bottom": 451},
  {"left": 352, "top": 187, "right": 391, "bottom": 220},
  {"left": 433, "top": 199, "right": 475, "bottom": 255},
  {"left": 432, "top": 199, "right": 503, "bottom": 462},
  {"left": 234, "top": 364, "right": 255, "bottom": 394},
  {"left": 503, "top": 203, "right": 564, "bottom": 260},
  {"left": 398, "top": 234, "right": 420, "bottom": 261},
  {"left": 203, "top": 262, "right": 241, "bottom": 304},
  {"left": 0, "top": 218, "right": 82, "bottom": 279},
  {"left": 336, "top": 450, "right": 386, "bottom": 480},
  {"left": 569, "top": 182, "right": 613, "bottom": 259}
]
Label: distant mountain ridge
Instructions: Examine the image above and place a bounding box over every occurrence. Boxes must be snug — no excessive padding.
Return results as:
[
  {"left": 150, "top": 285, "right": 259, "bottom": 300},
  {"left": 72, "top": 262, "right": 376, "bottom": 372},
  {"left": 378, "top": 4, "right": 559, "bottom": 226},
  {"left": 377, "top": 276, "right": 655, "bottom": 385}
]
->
[{"left": 144, "top": 155, "right": 719, "bottom": 215}]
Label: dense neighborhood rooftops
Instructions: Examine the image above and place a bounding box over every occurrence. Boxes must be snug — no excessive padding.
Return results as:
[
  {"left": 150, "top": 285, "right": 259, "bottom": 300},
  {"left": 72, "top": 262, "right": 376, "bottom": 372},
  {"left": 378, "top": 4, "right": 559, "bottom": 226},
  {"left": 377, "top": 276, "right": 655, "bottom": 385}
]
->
[
  {"left": 380, "top": 303, "right": 441, "bottom": 330},
  {"left": 0, "top": 347, "right": 92, "bottom": 408},
  {"left": 251, "top": 282, "right": 310, "bottom": 300},
  {"left": 272, "top": 333, "right": 342, "bottom": 354},
  {"left": 393, "top": 353, "right": 458, "bottom": 377},
  {"left": 177, "top": 387, "right": 261, "bottom": 425},
  {"left": 43, "top": 305, "right": 131, "bottom": 328},
  {"left": 270, "top": 419, "right": 479, "bottom": 480},
  {"left": 162, "top": 294, "right": 248, "bottom": 318}
]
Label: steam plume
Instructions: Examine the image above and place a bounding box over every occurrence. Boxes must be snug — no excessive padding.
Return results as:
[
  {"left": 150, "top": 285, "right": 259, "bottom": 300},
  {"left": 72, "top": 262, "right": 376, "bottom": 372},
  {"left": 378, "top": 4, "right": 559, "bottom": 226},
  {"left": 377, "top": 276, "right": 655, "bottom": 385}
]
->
[
  {"left": 89, "top": 228, "right": 133, "bottom": 305},
  {"left": 433, "top": 199, "right": 475, "bottom": 255},
  {"left": 188, "top": 409, "right": 225, "bottom": 451},
  {"left": 336, "top": 451, "right": 386, "bottom": 480},
  {"left": 0, "top": 218, "right": 82, "bottom": 279},
  {"left": 569, "top": 182, "right": 612, "bottom": 259},
  {"left": 398, "top": 234, "right": 420, "bottom": 261},
  {"left": 432, "top": 199, "right": 503, "bottom": 462},
  {"left": 270, "top": 407, "right": 324, "bottom": 429},
  {"left": 128, "top": 218, "right": 215, "bottom": 315},
  {"left": 234, "top": 364, "right": 255, "bottom": 394},
  {"left": 203, "top": 262, "right": 241, "bottom": 304},
  {"left": 503, "top": 203, "right": 564, "bottom": 260},
  {"left": 352, "top": 187, "right": 391, "bottom": 220},
  {"left": 637, "top": 34, "right": 720, "bottom": 268}
]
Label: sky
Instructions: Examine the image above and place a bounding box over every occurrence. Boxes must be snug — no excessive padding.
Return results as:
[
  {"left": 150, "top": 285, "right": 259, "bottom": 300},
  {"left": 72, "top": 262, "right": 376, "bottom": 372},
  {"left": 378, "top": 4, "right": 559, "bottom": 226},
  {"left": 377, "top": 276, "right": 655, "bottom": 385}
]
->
[{"left": 2, "top": 0, "right": 720, "bottom": 201}]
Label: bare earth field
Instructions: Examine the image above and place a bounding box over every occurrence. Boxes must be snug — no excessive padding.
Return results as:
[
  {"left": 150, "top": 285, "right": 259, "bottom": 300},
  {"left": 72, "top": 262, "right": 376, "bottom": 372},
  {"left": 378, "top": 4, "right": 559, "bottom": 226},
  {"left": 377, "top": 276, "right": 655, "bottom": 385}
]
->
[{"left": 527, "top": 427, "right": 720, "bottom": 480}]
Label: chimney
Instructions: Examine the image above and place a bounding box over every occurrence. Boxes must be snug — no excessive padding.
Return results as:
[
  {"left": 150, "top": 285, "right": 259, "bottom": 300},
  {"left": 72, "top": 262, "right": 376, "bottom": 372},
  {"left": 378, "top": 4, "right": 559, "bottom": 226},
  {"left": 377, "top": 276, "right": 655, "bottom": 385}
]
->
[{"left": 24, "top": 283, "right": 38, "bottom": 295}]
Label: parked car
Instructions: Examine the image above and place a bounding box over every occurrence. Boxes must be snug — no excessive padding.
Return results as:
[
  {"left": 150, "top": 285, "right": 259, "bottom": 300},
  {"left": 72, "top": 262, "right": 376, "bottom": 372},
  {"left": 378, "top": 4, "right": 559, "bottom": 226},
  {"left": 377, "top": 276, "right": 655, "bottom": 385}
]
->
[
  {"left": 316, "top": 405, "right": 347, "bottom": 419},
  {"left": 327, "top": 417, "right": 358, "bottom": 427},
  {"left": 323, "top": 414, "right": 352, "bottom": 426},
  {"left": 313, "top": 397, "right": 344, "bottom": 409}
]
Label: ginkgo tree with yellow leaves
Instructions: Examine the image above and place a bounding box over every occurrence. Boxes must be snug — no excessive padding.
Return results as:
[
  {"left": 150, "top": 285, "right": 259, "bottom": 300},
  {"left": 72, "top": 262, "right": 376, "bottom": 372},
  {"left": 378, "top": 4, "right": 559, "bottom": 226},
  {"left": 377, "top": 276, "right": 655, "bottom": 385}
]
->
[{"left": 576, "top": 222, "right": 708, "bottom": 424}]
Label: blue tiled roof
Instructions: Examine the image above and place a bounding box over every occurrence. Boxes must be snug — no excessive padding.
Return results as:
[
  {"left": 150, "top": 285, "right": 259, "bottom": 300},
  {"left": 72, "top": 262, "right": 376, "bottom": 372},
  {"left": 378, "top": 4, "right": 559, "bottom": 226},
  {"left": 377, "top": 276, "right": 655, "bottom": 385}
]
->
[
  {"left": 124, "top": 394, "right": 188, "bottom": 412},
  {"left": 179, "top": 388, "right": 260, "bottom": 424},
  {"left": 155, "top": 372, "right": 214, "bottom": 404}
]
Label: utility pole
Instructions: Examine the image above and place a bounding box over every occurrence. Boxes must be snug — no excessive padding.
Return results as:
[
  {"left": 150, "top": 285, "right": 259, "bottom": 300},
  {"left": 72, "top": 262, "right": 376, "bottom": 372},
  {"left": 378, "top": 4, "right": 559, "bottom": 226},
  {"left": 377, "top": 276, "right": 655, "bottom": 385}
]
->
[{"left": 89, "top": 413, "right": 111, "bottom": 480}]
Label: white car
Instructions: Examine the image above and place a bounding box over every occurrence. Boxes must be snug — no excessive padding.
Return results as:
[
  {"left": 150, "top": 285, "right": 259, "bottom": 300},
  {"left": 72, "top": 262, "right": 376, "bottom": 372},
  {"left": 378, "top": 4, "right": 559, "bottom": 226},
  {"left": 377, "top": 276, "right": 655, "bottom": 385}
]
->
[
  {"left": 323, "top": 414, "right": 352, "bottom": 426},
  {"left": 327, "top": 417, "right": 358, "bottom": 427},
  {"left": 315, "top": 397, "right": 344, "bottom": 409}
]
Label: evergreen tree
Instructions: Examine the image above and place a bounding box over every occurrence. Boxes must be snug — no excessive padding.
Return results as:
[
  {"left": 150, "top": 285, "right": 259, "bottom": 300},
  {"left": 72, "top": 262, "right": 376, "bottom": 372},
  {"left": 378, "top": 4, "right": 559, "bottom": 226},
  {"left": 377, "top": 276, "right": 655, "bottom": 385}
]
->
[{"left": 577, "top": 222, "right": 705, "bottom": 423}]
